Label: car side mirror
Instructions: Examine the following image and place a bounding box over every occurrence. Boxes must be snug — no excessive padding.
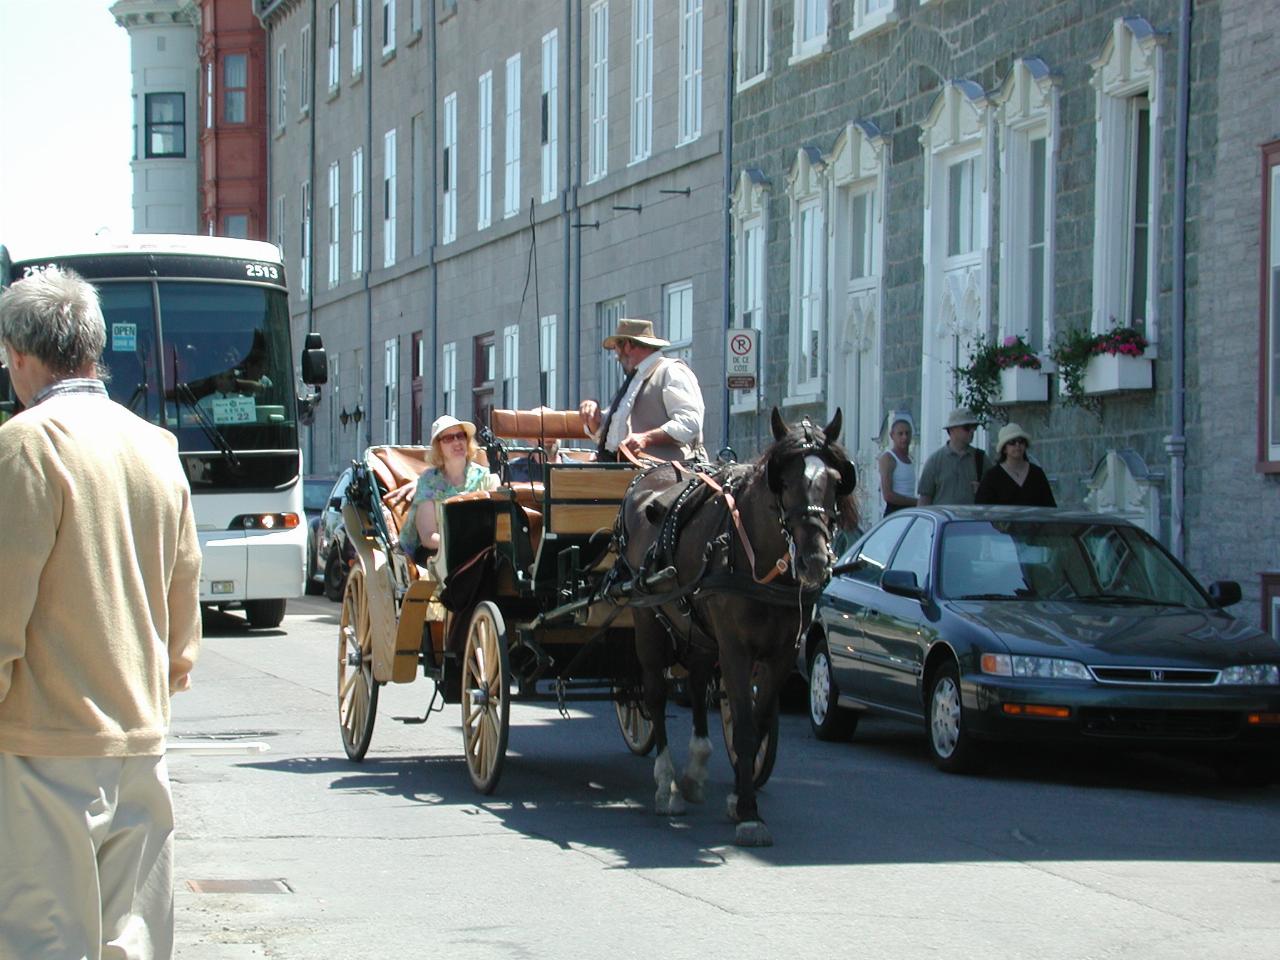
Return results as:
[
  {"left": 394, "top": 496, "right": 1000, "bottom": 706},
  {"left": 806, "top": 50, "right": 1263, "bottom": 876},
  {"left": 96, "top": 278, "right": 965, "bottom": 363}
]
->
[
  {"left": 1208, "top": 580, "right": 1242, "bottom": 608},
  {"left": 881, "top": 569, "right": 926, "bottom": 600}
]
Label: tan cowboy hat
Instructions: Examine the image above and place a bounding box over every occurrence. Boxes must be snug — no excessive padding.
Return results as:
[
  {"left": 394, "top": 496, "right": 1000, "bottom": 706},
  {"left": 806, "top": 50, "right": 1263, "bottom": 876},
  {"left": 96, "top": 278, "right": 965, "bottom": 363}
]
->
[
  {"left": 944, "top": 408, "right": 980, "bottom": 429},
  {"left": 996, "top": 422, "right": 1032, "bottom": 451},
  {"left": 428, "top": 414, "right": 476, "bottom": 445},
  {"left": 602, "top": 317, "right": 670, "bottom": 350}
]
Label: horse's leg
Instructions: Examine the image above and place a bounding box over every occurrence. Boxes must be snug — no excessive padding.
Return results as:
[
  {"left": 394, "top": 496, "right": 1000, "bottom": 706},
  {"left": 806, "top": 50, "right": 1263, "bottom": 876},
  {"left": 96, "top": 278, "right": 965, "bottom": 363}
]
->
[
  {"left": 678, "top": 654, "right": 713, "bottom": 804},
  {"left": 720, "top": 648, "right": 772, "bottom": 847},
  {"left": 636, "top": 613, "right": 685, "bottom": 816}
]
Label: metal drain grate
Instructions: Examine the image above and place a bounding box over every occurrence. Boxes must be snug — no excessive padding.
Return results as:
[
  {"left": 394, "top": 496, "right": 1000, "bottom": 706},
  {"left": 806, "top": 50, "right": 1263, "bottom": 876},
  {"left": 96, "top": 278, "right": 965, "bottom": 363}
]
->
[{"left": 186, "top": 879, "right": 293, "bottom": 894}]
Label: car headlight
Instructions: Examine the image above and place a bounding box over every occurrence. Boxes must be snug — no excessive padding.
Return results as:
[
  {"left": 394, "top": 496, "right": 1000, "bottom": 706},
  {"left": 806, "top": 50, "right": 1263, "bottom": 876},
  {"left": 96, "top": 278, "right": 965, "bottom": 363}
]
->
[
  {"left": 1219, "top": 664, "right": 1280, "bottom": 686},
  {"left": 981, "top": 653, "right": 1092, "bottom": 681}
]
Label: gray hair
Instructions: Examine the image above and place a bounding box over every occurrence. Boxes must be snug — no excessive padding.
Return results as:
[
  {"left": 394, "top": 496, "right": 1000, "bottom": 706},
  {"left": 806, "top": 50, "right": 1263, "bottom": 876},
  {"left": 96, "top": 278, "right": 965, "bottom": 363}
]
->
[{"left": 0, "top": 267, "right": 107, "bottom": 376}]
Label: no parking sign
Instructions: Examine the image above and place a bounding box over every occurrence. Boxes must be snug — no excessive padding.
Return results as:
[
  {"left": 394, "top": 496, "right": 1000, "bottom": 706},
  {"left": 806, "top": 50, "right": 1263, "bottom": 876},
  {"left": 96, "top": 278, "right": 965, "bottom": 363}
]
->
[{"left": 726, "top": 328, "right": 757, "bottom": 390}]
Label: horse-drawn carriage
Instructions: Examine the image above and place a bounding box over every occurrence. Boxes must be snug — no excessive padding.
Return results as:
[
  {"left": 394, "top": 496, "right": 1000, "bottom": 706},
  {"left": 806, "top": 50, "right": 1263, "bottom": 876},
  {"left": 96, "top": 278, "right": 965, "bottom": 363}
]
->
[{"left": 335, "top": 405, "right": 855, "bottom": 845}]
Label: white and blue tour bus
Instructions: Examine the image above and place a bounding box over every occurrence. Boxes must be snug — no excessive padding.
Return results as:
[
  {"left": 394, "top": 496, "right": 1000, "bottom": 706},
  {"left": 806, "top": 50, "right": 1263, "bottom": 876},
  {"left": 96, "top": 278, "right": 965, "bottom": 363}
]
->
[{"left": 1, "top": 235, "right": 327, "bottom": 628}]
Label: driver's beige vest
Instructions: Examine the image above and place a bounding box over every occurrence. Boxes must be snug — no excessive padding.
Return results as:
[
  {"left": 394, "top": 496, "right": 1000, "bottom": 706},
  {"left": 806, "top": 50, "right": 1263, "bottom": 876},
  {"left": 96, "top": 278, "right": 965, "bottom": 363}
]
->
[{"left": 628, "top": 357, "right": 704, "bottom": 461}]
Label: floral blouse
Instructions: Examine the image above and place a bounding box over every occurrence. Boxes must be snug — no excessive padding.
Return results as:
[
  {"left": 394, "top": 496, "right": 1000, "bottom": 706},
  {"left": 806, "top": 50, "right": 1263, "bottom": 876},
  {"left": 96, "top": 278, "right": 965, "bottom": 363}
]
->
[{"left": 399, "top": 461, "right": 492, "bottom": 555}]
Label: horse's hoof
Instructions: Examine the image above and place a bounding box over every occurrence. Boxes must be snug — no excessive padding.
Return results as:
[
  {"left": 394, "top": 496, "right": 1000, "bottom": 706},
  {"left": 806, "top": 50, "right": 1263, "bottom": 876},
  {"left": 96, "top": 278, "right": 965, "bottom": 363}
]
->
[
  {"left": 679, "top": 776, "right": 706, "bottom": 804},
  {"left": 656, "top": 790, "right": 687, "bottom": 817},
  {"left": 734, "top": 820, "right": 773, "bottom": 847},
  {"left": 726, "top": 793, "right": 739, "bottom": 821}
]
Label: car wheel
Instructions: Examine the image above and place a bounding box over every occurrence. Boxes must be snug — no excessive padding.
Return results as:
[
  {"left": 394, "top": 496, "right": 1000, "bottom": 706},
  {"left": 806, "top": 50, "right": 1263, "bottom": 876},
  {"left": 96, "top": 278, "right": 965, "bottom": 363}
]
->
[
  {"left": 926, "top": 659, "right": 980, "bottom": 773},
  {"left": 809, "top": 639, "right": 858, "bottom": 741},
  {"left": 324, "top": 546, "right": 348, "bottom": 602},
  {"left": 244, "top": 598, "right": 287, "bottom": 629}
]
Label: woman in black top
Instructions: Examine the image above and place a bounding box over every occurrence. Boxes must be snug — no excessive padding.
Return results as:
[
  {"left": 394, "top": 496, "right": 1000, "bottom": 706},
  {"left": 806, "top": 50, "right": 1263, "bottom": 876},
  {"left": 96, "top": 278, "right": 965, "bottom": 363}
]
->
[{"left": 975, "top": 422, "right": 1056, "bottom": 507}]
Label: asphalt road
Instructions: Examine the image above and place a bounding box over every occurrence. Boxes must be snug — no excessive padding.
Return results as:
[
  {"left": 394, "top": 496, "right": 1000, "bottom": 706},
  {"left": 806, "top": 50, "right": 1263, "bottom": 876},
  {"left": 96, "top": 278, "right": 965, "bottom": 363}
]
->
[{"left": 170, "top": 596, "right": 1280, "bottom": 959}]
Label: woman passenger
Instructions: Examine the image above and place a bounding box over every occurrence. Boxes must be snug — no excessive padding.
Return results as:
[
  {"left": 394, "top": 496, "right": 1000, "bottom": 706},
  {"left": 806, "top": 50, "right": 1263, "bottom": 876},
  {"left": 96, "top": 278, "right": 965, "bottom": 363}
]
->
[{"left": 400, "top": 415, "right": 499, "bottom": 564}]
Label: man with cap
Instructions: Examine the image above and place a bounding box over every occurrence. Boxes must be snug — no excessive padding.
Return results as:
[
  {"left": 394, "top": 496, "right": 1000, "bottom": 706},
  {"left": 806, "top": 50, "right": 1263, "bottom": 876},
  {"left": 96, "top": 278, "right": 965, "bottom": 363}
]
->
[
  {"left": 916, "top": 408, "right": 986, "bottom": 506},
  {"left": 578, "top": 318, "right": 705, "bottom": 462}
]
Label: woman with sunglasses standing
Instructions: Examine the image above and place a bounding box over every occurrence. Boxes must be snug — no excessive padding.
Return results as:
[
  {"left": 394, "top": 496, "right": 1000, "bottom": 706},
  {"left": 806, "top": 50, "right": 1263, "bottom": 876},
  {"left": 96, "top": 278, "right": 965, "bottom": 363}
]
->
[
  {"left": 399, "top": 415, "right": 499, "bottom": 564},
  {"left": 975, "top": 422, "right": 1056, "bottom": 507}
]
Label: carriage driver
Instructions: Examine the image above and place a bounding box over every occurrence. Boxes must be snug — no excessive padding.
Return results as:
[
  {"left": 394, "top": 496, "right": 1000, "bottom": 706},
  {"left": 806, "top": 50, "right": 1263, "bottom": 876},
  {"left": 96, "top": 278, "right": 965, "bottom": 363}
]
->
[{"left": 579, "top": 318, "right": 706, "bottom": 463}]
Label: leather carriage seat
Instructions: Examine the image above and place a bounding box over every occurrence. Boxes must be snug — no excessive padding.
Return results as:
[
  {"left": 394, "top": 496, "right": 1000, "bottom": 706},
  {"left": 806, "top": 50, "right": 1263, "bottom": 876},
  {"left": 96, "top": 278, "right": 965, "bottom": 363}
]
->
[{"left": 489, "top": 407, "right": 590, "bottom": 444}]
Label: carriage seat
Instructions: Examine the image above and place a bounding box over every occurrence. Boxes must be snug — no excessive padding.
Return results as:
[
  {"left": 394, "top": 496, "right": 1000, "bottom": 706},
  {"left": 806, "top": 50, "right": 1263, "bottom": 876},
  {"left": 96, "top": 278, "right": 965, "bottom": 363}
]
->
[{"left": 489, "top": 407, "right": 589, "bottom": 443}]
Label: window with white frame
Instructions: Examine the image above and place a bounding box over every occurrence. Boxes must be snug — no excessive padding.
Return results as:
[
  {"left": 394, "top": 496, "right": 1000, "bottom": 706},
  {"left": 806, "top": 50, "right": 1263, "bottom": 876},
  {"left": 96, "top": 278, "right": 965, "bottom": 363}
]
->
[
  {"left": 850, "top": 0, "right": 896, "bottom": 40},
  {"left": 327, "top": 160, "right": 340, "bottom": 288},
  {"left": 786, "top": 148, "right": 826, "bottom": 399},
  {"left": 678, "top": 0, "right": 702, "bottom": 144},
  {"left": 539, "top": 315, "right": 558, "bottom": 405},
  {"left": 541, "top": 30, "right": 559, "bottom": 203},
  {"left": 502, "top": 323, "right": 519, "bottom": 407},
  {"left": 442, "top": 93, "right": 457, "bottom": 244},
  {"left": 1091, "top": 17, "right": 1161, "bottom": 342},
  {"left": 919, "top": 80, "right": 992, "bottom": 443},
  {"left": 300, "top": 180, "right": 311, "bottom": 295},
  {"left": 351, "top": 146, "right": 364, "bottom": 275},
  {"left": 382, "top": 0, "right": 395, "bottom": 54},
  {"left": 383, "top": 128, "right": 396, "bottom": 266},
  {"left": 588, "top": 3, "right": 609, "bottom": 182},
  {"left": 300, "top": 25, "right": 311, "bottom": 113},
  {"left": 829, "top": 120, "right": 888, "bottom": 457},
  {"left": 731, "top": 169, "right": 768, "bottom": 413},
  {"left": 351, "top": 0, "right": 363, "bottom": 75},
  {"left": 205, "top": 62, "right": 213, "bottom": 129},
  {"left": 737, "top": 0, "right": 769, "bottom": 87},
  {"left": 478, "top": 71, "right": 493, "bottom": 229},
  {"left": 598, "top": 297, "right": 626, "bottom": 401},
  {"left": 410, "top": 0, "right": 421, "bottom": 35},
  {"left": 275, "top": 194, "right": 285, "bottom": 255},
  {"left": 412, "top": 112, "right": 427, "bottom": 255},
  {"left": 792, "top": 0, "right": 828, "bottom": 61},
  {"left": 996, "top": 58, "right": 1057, "bottom": 355},
  {"left": 1263, "top": 140, "right": 1280, "bottom": 466},
  {"left": 275, "top": 46, "right": 286, "bottom": 128},
  {"left": 664, "top": 281, "right": 694, "bottom": 362},
  {"left": 383, "top": 337, "right": 399, "bottom": 443},
  {"left": 328, "top": 353, "right": 341, "bottom": 464},
  {"left": 442, "top": 341, "right": 457, "bottom": 416},
  {"left": 630, "top": 0, "right": 652, "bottom": 163},
  {"left": 328, "top": 2, "right": 340, "bottom": 89},
  {"left": 504, "top": 54, "right": 521, "bottom": 218}
]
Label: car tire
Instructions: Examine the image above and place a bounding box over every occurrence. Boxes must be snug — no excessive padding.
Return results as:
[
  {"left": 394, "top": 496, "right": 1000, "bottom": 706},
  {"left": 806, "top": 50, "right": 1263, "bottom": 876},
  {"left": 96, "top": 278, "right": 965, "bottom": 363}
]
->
[
  {"left": 305, "top": 545, "right": 324, "bottom": 595},
  {"left": 809, "top": 639, "right": 858, "bottom": 741},
  {"left": 926, "top": 659, "right": 981, "bottom": 774},
  {"left": 244, "top": 598, "right": 287, "bottom": 629},
  {"left": 324, "top": 547, "right": 347, "bottom": 603}
]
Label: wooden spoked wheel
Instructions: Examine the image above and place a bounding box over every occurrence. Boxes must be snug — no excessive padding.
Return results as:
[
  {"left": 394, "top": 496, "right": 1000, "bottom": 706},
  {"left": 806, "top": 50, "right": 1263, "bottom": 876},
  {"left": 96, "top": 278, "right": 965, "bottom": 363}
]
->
[
  {"left": 338, "top": 567, "right": 379, "bottom": 761},
  {"left": 717, "top": 671, "right": 780, "bottom": 790},
  {"left": 614, "top": 690, "right": 656, "bottom": 756},
  {"left": 461, "top": 602, "right": 511, "bottom": 794}
]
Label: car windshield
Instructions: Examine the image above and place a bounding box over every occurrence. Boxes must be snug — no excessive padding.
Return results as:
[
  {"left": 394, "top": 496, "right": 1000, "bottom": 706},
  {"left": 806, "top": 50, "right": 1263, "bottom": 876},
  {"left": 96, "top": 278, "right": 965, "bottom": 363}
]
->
[
  {"left": 938, "top": 520, "right": 1211, "bottom": 609},
  {"left": 303, "top": 480, "right": 332, "bottom": 512}
]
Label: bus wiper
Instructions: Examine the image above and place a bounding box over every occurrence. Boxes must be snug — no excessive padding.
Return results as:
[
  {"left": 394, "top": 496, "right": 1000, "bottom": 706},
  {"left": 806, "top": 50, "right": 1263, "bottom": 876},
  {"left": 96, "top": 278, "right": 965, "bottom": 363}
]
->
[{"left": 174, "top": 384, "right": 240, "bottom": 468}]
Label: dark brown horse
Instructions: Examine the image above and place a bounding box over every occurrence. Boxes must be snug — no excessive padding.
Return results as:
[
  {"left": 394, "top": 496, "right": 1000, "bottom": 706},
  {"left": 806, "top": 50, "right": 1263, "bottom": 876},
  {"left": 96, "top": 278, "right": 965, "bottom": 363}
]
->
[{"left": 612, "top": 408, "right": 856, "bottom": 846}]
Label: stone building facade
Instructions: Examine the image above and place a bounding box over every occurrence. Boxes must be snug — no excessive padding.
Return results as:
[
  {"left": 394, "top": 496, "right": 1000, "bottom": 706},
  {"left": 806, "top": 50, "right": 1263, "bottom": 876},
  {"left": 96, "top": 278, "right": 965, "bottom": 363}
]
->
[
  {"left": 728, "top": 0, "right": 1280, "bottom": 625},
  {"left": 256, "top": 0, "right": 731, "bottom": 475}
]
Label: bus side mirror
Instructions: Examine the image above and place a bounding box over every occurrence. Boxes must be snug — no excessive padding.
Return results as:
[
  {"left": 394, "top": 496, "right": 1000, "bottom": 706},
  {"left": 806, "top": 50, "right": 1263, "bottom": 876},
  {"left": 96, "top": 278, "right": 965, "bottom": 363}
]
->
[{"left": 301, "top": 332, "right": 328, "bottom": 386}]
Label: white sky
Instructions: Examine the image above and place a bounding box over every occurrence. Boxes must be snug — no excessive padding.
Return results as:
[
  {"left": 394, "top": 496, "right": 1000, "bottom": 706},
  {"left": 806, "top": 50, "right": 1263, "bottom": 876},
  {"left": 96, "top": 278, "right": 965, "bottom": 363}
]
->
[{"left": 0, "top": 1, "right": 134, "bottom": 258}]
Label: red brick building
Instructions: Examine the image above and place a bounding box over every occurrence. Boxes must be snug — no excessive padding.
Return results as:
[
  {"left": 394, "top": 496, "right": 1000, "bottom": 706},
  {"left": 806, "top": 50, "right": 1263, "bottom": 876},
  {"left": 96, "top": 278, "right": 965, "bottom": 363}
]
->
[{"left": 197, "top": 0, "right": 268, "bottom": 240}]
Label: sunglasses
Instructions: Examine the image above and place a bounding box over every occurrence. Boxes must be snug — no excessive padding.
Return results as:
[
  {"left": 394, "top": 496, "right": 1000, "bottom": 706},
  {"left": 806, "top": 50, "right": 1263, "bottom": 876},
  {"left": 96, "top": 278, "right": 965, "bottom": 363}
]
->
[
  {"left": 437, "top": 430, "right": 468, "bottom": 444},
  {"left": 1006, "top": 437, "right": 1028, "bottom": 446}
]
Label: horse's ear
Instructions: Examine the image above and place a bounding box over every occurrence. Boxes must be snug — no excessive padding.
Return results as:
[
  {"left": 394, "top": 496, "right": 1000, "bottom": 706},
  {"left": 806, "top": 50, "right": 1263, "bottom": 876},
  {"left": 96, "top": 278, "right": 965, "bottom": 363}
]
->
[
  {"left": 824, "top": 408, "right": 844, "bottom": 445},
  {"left": 835, "top": 459, "right": 856, "bottom": 497},
  {"left": 770, "top": 407, "right": 788, "bottom": 441}
]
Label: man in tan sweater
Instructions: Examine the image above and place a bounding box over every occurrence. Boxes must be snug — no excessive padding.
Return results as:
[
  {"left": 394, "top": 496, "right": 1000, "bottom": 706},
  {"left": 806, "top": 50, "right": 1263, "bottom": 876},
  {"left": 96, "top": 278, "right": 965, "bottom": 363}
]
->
[{"left": 0, "top": 267, "right": 201, "bottom": 960}]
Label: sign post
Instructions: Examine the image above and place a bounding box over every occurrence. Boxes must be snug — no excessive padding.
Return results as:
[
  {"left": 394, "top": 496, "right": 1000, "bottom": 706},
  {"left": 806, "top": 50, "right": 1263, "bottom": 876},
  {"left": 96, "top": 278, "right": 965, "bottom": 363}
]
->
[{"left": 726, "top": 328, "right": 757, "bottom": 391}]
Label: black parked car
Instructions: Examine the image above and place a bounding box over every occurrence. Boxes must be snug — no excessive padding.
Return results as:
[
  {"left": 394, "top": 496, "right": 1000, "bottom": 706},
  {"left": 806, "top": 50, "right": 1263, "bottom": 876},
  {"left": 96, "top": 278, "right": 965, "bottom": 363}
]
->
[
  {"left": 303, "top": 476, "right": 336, "bottom": 594},
  {"left": 313, "top": 469, "right": 354, "bottom": 601},
  {"left": 803, "top": 507, "right": 1280, "bottom": 783}
]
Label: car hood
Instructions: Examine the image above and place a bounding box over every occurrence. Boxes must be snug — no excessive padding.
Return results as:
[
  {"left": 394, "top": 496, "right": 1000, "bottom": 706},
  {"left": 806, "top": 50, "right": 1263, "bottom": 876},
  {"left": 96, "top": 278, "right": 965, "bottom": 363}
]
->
[{"left": 946, "top": 600, "right": 1279, "bottom": 666}]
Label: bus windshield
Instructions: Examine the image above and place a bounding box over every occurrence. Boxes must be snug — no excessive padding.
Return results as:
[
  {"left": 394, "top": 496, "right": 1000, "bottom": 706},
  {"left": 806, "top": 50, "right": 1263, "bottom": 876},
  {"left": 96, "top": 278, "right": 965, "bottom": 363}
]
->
[{"left": 98, "top": 280, "right": 296, "bottom": 453}]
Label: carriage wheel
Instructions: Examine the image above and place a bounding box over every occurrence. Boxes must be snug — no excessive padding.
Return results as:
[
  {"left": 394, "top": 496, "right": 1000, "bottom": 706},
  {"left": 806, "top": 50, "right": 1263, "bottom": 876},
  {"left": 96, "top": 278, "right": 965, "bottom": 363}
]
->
[
  {"left": 613, "top": 690, "right": 656, "bottom": 756},
  {"left": 461, "top": 602, "right": 511, "bottom": 794},
  {"left": 337, "top": 567, "right": 379, "bottom": 761},
  {"left": 717, "top": 672, "right": 780, "bottom": 790}
]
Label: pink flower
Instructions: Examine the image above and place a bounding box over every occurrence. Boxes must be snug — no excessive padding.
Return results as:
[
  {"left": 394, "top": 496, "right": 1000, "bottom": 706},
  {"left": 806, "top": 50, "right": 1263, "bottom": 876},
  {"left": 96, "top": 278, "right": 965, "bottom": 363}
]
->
[{"left": 1002, "top": 335, "right": 1019, "bottom": 347}]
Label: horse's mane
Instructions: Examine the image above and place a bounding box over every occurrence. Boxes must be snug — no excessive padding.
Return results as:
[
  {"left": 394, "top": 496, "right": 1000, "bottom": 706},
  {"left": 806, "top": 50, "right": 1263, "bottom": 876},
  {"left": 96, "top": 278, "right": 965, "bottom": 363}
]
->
[{"left": 751, "top": 418, "right": 860, "bottom": 532}]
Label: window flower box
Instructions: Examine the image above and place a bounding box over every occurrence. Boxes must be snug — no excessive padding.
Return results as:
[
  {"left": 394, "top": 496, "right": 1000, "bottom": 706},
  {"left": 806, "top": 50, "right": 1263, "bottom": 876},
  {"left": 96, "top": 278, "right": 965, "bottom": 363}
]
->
[
  {"left": 1083, "top": 351, "right": 1153, "bottom": 394},
  {"left": 997, "top": 365, "right": 1049, "bottom": 405}
]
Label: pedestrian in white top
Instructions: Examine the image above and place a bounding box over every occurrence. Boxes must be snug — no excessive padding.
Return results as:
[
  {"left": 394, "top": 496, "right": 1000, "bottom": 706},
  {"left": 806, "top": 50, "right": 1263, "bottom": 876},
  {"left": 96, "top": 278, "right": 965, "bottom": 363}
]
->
[{"left": 879, "top": 413, "right": 918, "bottom": 516}]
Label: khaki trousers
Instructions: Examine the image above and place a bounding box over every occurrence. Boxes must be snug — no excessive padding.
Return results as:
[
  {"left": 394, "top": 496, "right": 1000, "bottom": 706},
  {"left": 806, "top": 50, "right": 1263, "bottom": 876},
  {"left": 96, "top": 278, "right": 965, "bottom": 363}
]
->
[{"left": 0, "top": 753, "right": 174, "bottom": 960}]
